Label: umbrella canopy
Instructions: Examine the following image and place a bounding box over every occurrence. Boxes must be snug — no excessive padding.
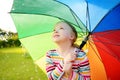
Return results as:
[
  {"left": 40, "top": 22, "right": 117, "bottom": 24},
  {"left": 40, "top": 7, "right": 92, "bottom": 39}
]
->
[{"left": 10, "top": 0, "right": 120, "bottom": 80}]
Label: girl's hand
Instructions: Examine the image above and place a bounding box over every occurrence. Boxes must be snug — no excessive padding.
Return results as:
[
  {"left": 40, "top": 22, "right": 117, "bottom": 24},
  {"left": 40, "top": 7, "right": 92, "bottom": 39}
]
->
[
  {"left": 63, "top": 52, "right": 77, "bottom": 76},
  {"left": 64, "top": 52, "right": 77, "bottom": 63}
]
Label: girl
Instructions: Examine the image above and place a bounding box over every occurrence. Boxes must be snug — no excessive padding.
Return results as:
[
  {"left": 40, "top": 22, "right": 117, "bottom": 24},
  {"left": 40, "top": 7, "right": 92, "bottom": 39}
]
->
[{"left": 46, "top": 21, "right": 90, "bottom": 80}]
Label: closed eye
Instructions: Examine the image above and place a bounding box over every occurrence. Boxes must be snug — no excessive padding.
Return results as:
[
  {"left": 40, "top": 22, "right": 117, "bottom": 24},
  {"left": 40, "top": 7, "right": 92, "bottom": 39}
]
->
[
  {"left": 53, "top": 26, "right": 64, "bottom": 32},
  {"left": 60, "top": 27, "right": 64, "bottom": 30},
  {"left": 53, "top": 29, "right": 55, "bottom": 31}
]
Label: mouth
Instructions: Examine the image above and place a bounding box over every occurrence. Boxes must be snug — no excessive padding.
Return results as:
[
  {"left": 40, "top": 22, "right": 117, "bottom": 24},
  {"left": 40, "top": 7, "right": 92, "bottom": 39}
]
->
[{"left": 53, "top": 34, "right": 60, "bottom": 38}]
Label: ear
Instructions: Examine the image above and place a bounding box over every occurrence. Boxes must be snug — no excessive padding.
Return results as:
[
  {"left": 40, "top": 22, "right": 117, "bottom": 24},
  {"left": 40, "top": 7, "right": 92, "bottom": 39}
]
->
[{"left": 70, "top": 35, "right": 75, "bottom": 40}]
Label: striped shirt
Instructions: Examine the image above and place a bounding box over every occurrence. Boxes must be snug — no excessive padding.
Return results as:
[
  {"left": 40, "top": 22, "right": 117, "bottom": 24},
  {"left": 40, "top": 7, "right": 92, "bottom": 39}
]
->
[{"left": 46, "top": 48, "right": 90, "bottom": 80}]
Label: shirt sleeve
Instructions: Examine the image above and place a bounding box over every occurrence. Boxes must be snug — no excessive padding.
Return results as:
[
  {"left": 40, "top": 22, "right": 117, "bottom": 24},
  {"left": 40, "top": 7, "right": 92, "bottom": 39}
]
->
[
  {"left": 70, "top": 51, "right": 90, "bottom": 80},
  {"left": 46, "top": 51, "right": 64, "bottom": 80}
]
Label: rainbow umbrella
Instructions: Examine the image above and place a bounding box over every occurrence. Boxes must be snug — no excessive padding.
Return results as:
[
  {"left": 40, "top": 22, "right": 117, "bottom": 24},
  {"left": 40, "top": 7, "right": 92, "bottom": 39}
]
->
[{"left": 10, "top": 0, "right": 120, "bottom": 80}]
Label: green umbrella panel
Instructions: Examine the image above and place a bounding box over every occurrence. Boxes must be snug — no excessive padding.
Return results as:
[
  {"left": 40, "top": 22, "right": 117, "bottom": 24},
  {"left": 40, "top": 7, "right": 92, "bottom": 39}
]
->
[{"left": 10, "top": 0, "right": 87, "bottom": 60}]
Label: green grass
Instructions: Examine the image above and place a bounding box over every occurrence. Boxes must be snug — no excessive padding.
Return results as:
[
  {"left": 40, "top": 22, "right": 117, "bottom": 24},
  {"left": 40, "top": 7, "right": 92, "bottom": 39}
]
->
[{"left": 0, "top": 47, "right": 47, "bottom": 80}]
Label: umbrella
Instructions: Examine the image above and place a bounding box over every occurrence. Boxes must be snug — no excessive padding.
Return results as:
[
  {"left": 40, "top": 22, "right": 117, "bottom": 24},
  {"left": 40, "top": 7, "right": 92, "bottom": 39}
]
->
[{"left": 10, "top": 0, "right": 120, "bottom": 80}]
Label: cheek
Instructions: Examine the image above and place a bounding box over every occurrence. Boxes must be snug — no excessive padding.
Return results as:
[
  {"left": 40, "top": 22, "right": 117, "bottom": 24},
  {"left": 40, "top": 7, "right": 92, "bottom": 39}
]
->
[
  {"left": 62, "top": 31, "right": 69, "bottom": 37},
  {"left": 63, "top": 32, "right": 72, "bottom": 40}
]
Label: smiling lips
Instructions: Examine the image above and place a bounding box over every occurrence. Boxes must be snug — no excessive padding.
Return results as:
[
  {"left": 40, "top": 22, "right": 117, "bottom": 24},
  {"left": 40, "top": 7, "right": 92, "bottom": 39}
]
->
[
  {"left": 54, "top": 35, "right": 60, "bottom": 38},
  {"left": 53, "top": 34, "right": 60, "bottom": 38}
]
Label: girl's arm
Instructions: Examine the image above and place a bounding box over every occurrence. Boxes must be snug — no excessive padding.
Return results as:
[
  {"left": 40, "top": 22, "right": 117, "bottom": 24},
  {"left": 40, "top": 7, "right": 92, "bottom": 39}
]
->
[{"left": 46, "top": 51, "right": 64, "bottom": 80}]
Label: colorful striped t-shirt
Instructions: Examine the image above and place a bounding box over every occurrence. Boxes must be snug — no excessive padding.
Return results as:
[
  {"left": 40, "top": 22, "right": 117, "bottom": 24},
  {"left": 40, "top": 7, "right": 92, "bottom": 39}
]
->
[{"left": 46, "top": 48, "right": 90, "bottom": 80}]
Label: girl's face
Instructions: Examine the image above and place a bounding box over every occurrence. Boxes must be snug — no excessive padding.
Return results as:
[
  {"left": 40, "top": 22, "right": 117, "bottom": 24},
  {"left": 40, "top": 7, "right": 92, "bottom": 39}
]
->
[{"left": 52, "top": 22, "right": 75, "bottom": 44}]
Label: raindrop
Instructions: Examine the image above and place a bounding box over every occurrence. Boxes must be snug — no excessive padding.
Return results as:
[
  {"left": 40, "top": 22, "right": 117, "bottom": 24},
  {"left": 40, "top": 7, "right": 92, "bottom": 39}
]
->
[{"left": 30, "top": 77, "right": 34, "bottom": 80}]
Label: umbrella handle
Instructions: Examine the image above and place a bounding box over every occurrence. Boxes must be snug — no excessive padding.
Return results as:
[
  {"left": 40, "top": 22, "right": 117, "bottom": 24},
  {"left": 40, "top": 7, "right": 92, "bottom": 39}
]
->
[{"left": 79, "top": 32, "right": 91, "bottom": 49}]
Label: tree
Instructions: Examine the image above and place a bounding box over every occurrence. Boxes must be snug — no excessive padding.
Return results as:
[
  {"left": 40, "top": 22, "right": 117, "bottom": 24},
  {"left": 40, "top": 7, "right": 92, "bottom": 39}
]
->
[{"left": 0, "top": 28, "right": 21, "bottom": 48}]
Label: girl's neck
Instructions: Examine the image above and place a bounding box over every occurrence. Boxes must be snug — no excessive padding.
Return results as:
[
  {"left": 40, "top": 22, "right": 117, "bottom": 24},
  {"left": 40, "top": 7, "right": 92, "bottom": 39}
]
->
[{"left": 56, "top": 41, "right": 74, "bottom": 56}]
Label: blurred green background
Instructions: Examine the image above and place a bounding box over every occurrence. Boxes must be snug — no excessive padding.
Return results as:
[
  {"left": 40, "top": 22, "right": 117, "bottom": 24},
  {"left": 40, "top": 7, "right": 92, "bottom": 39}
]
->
[{"left": 0, "top": 29, "right": 47, "bottom": 80}]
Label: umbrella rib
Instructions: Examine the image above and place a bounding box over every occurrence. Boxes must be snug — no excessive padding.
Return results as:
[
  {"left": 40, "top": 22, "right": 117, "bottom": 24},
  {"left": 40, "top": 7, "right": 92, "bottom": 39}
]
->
[
  {"left": 88, "top": 40, "right": 103, "bottom": 61},
  {"left": 89, "top": 39, "right": 120, "bottom": 61},
  {"left": 92, "top": 31, "right": 120, "bottom": 46},
  {"left": 56, "top": 0, "right": 91, "bottom": 49},
  {"left": 79, "top": 1, "right": 92, "bottom": 49},
  {"left": 93, "top": 30, "right": 119, "bottom": 36},
  {"left": 56, "top": 0, "right": 89, "bottom": 32},
  {"left": 70, "top": 10, "right": 85, "bottom": 34},
  {"left": 93, "top": 40, "right": 120, "bottom": 46},
  {"left": 86, "top": 1, "right": 91, "bottom": 32},
  {"left": 11, "top": 11, "right": 86, "bottom": 33},
  {"left": 69, "top": 9, "right": 90, "bottom": 47},
  {"left": 11, "top": 12, "right": 85, "bottom": 38}
]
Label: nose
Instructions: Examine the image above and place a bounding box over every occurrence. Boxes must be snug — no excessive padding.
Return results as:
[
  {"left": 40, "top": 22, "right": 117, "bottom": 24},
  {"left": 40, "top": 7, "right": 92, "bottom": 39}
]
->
[{"left": 54, "top": 29, "right": 59, "bottom": 33}]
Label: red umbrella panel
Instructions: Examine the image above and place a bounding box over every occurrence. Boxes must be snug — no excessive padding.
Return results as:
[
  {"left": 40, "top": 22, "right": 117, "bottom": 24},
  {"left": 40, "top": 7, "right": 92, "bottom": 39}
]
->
[{"left": 91, "top": 30, "right": 120, "bottom": 80}]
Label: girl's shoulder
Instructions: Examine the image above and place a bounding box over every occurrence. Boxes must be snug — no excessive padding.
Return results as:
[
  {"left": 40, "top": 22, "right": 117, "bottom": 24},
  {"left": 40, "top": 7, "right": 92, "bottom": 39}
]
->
[{"left": 75, "top": 48, "right": 87, "bottom": 58}]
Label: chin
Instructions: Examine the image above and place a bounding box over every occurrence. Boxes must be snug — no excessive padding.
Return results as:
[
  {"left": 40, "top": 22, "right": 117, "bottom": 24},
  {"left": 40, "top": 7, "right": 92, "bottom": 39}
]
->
[
  {"left": 53, "top": 40, "right": 60, "bottom": 43},
  {"left": 53, "top": 39, "right": 61, "bottom": 43}
]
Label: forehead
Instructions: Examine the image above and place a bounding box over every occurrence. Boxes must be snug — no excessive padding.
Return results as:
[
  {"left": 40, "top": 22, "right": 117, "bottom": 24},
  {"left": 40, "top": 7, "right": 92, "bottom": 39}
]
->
[{"left": 55, "top": 22, "right": 72, "bottom": 30}]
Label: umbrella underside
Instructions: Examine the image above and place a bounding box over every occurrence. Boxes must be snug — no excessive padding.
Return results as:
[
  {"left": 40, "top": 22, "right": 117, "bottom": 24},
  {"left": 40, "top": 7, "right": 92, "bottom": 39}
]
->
[{"left": 10, "top": 0, "right": 120, "bottom": 80}]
